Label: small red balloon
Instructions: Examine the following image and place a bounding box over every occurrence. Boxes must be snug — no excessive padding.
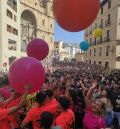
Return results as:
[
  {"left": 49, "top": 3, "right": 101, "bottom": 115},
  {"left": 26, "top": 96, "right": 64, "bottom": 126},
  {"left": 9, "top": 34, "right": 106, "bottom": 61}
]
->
[
  {"left": 27, "top": 38, "right": 49, "bottom": 61},
  {"left": 8, "top": 57, "right": 45, "bottom": 94},
  {"left": 53, "top": 0, "right": 100, "bottom": 32}
]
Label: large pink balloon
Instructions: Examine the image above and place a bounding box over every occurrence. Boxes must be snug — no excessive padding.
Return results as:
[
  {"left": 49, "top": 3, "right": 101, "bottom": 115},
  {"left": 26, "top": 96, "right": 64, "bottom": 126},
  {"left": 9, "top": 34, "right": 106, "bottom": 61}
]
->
[
  {"left": 27, "top": 39, "right": 49, "bottom": 61},
  {"left": 8, "top": 57, "right": 45, "bottom": 94}
]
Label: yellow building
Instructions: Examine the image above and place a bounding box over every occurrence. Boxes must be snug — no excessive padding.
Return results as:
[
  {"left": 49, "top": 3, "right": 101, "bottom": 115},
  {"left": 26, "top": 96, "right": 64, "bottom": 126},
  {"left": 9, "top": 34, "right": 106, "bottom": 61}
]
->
[
  {"left": 0, "top": 0, "right": 54, "bottom": 72},
  {"left": 84, "top": 0, "right": 120, "bottom": 69}
]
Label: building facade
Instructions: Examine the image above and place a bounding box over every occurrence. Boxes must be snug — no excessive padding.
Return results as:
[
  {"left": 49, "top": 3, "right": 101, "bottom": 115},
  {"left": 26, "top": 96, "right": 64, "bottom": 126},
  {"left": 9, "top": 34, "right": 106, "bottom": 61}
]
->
[
  {"left": 54, "top": 41, "right": 69, "bottom": 61},
  {"left": 63, "top": 43, "right": 81, "bottom": 60},
  {"left": 75, "top": 53, "right": 84, "bottom": 62},
  {"left": 54, "top": 41, "right": 81, "bottom": 61},
  {"left": 0, "top": 0, "right": 54, "bottom": 72},
  {"left": 84, "top": 0, "right": 120, "bottom": 69}
]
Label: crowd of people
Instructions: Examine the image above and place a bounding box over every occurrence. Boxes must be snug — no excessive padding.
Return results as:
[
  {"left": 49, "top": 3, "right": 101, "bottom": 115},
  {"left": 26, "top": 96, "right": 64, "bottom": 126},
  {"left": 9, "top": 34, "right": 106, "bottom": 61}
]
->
[{"left": 0, "top": 62, "right": 120, "bottom": 129}]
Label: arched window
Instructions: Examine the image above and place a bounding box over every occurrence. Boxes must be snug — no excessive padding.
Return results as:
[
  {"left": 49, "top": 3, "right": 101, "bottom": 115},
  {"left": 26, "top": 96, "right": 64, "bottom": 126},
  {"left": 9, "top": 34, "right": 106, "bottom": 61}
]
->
[
  {"left": 21, "top": 10, "right": 37, "bottom": 52},
  {"left": 7, "top": 0, "right": 17, "bottom": 12}
]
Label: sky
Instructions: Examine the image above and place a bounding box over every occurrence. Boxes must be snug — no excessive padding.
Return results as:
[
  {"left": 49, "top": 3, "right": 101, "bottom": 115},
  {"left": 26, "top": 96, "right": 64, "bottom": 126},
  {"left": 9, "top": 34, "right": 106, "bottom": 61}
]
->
[
  {"left": 54, "top": 0, "right": 103, "bottom": 43},
  {"left": 54, "top": 21, "right": 84, "bottom": 43}
]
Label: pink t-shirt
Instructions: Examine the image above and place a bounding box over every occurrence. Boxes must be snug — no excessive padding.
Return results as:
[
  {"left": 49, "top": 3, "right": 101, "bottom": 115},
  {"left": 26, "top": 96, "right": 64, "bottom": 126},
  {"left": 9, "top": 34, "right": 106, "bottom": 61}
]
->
[{"left": 83, "top": 111, "right": 106, "bottom": 129}]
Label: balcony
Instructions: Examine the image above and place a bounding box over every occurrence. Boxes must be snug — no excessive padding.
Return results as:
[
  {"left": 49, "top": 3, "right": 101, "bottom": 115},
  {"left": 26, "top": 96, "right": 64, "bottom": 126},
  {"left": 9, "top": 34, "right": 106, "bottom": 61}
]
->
[
  {"left": 91, "top": 40, "right": 96, "bottom": 45},
  {"left": 96, "top": 40, "right": 100, "bottom": 44},
  {"left": 105, "top": 19, "right": 111, "bottom": 27},
  {"left": 103, "top": 37, "right": 110, "bottom": 42}
]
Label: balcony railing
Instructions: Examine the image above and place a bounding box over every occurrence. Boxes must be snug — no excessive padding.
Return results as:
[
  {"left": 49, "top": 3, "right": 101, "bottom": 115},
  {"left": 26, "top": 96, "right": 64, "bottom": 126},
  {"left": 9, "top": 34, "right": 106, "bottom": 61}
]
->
[
  {"left": 96, "top": 40, "right": 100, "bottom": 44},
  {"left": 105, "top": 19, "right": 111, "bottom": 27},
  {"left": 103, "top": 37, "right": 110, "bottom": 42},
  {"left": 91, "top": 40, "right": 97, "bottom": 45}
]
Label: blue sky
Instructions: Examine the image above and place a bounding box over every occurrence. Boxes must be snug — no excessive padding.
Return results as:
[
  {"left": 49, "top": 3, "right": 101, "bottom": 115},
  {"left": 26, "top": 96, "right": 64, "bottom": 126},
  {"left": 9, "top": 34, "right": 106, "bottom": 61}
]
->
[{"left": 54, "top": 21, "right": 84, "bottom": 43}]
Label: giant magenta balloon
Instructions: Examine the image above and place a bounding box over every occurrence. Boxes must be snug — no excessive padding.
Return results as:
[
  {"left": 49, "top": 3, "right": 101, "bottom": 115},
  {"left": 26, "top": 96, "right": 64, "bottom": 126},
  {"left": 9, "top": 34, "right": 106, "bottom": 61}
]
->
[
  {"left": 8, "top": 57, "right": 45, "bottom": 94},
  {"left": 53, "top": 0, "right": 100, "bottom": 32},
  {"left": 27, "top": 38, "right": 49, "bottom": 61},
  {"left": 80, "top": 41, "right": 89, "bottom": 51}
]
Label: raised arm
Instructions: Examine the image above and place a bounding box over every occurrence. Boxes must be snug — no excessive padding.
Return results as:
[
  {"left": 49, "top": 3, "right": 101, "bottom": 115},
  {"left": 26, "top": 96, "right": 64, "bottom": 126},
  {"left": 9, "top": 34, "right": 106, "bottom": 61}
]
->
[
  {"left": 85, "top": 81, "right": 97, "bottom": 107},
  {"left": 8, "top": 85, "right": 31, "bottom": 115},
  {"left": 4, "top": 91, "right": 20, "bottom": 105}
]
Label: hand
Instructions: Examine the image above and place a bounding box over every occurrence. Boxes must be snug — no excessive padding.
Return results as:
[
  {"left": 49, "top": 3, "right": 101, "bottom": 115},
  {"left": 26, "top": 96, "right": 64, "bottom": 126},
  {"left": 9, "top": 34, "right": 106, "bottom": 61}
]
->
[{"left": 91, "top": 81, "right": 97, "bottom": 90}]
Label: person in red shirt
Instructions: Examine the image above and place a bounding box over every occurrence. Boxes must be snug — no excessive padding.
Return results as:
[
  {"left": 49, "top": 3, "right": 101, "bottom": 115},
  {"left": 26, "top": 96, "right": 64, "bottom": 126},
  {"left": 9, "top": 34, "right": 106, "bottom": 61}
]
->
[
  {"left": 5, "top": 96, "right": 22, "bottom": 129},
  {"left": 0, "top": 85, "right": 31, "bottom": 129},
  {"left": 21, "top": 91, "right": 57, "bottom": 129},
  {"left": 54, "top": 96, "right": 75, "bottom": 129},
  {"left": 45, "top": 89, "right": 57, "bottom": 106}
]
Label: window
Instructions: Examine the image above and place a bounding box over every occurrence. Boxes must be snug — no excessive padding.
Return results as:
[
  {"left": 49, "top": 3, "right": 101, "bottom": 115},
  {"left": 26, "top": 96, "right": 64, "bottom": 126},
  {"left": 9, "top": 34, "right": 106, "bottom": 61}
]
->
[
  {"left": 94, "top": 48, "right": 96, "bottom": 56},
  {"left": 105, "top": 14, "right": 111, "bottom": 26},
  {"left": 99, "top": 61, "right": 102, "bottom": 65},
  {"left": 108, "top": 0, "right": 111, "bottom": 9},
  {"left": 89, "top": 60, "right": 91, "bottom": 64},
  {"left": 94, "top": 38, "right": 96, "bottom": 44},
  {"left": 7, "top": 24, "right": 18, "bottom": 35},
  {"left": 13, "top": 28, "right": 18, "bottom": 35},
  {"left": 7, "top": 0, "right": 17, "bottom": 12},
  {"left": 8, "top": 39, "right": 17, "bottom": 51},
  {"left": 90, "top": 49, "right": 91, "bottom": 56},
  {"left": 106, "top": 46, "right": 109, "bottom": 56},
  {"left": 94, "top": 61, "right": 96, "bottom": 64},
  {"left": 9, "top": 56, "right": 16, "bottom": 66},
  {"left": 108, "top": 14, "right": 111, "bottom": 21},
  {"left": 100, "top": 36, "right": 102, "bottom": 43},
  {"left": 99, "top": 47, "right": 102, "bottom": 56},
  {"left": 7, "top": 24, "right": 12, "bottom": 33},
  {"left": 105, "top": 61, "right": 109, "bottom": 68},
  {"left": 101, "top": 7, "right": 103, "bottom": 14},
  {"left": 40, "top": 0, "right": 47, "bottom": 7},
  {"left": 107, "top": 30, "right": 110, "bottom": 41},
  {"left": 7, "top": 9, "right": 13, "bottom": 19}
]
